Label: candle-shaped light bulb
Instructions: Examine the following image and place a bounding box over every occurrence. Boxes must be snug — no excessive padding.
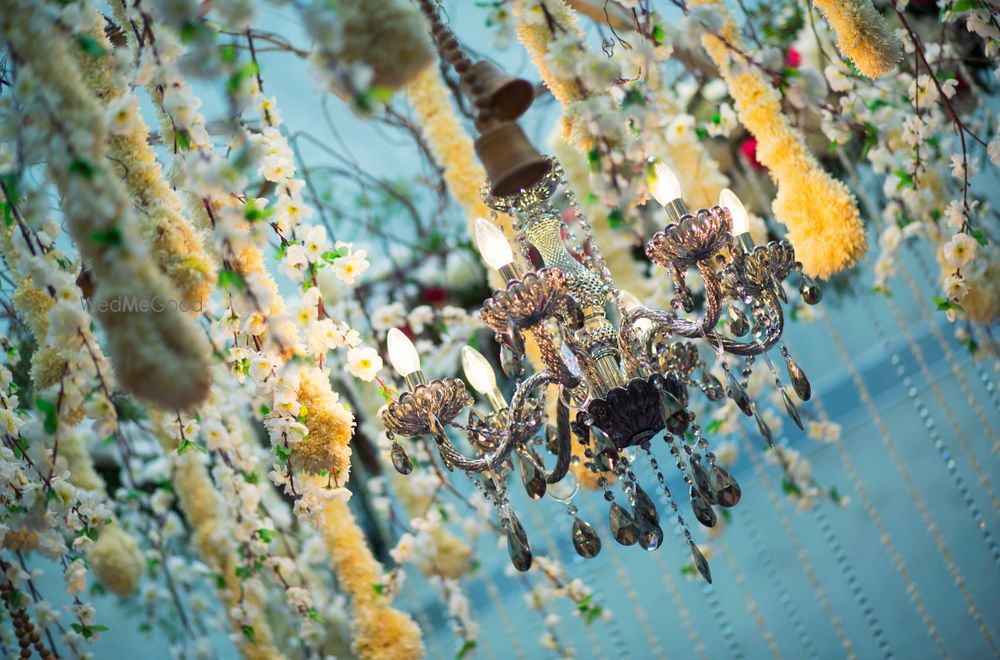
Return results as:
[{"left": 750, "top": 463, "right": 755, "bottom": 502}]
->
[
  {"left": 461, "top": 346, "right": 497, "bottom": 395},
  {"left": 387, "top": 328, "right": 421, "bottom": 377},
  {"left": 652, "top": 162, "right": 683, "bottom": 207},
  {"left": 475, "top": 218, "right": 514, "bottom": 271},
  {"left": 720, "top": 188, "right": 750, "bottom": 236},
  {"left": 462, "top": 346, "right": 507, "bottom": 411}
]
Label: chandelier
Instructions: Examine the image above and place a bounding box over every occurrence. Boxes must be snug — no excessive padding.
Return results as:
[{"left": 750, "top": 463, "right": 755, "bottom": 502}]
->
[{"left": 381, "top": 1, "right": 822, "bottom": 583}]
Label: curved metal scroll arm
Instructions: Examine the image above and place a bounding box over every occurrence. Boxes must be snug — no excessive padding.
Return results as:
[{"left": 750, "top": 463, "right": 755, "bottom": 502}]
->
[
  {"left": 621, "top": 291, "right": 783, "bottom": 358},
  {"left": 432, "top": 371, "right": 555, "bottom": 473}
]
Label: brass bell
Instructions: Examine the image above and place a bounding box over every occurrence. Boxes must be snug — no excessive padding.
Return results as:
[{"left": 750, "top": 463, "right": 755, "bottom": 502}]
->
[
  {"left": 475, "top": 122, "right": 552, "bottom": 197},
  {"left": 463, "top": 60, "right": 535, "bottom": 121}
]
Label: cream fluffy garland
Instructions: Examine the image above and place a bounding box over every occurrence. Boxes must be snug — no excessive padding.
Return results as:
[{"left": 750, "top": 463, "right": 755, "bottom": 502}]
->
[{"left": 0, "top": 2, "right": 212, "bottom": 410}]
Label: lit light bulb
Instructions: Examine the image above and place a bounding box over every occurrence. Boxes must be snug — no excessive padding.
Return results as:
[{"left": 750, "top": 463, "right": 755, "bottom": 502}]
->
[
  {"left": 387, "top": 328, "right": 421, "bottom": 377},
  {"left": 475, "top": 218, "right": 514, "bottom": 271},
  {"left": 461, "top": 346, "right": 497, "bottom": 395},
  {"left": 719, "top": 188, "right": 750, "bottom": 236},
  {"left": 651, "top": 162, "right": 683, "bottom": 207}
]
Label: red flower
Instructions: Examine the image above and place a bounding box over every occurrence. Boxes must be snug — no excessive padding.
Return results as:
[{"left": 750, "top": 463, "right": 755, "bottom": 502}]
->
[
  {"left": 422, "top": 286, "right": 448, "bottom": 305},
  {"left": 785, "top": 48, "right": 801, "bottom": 68},
  {"left": 740, "top": 137, "right": 765, "bottom": 171}
]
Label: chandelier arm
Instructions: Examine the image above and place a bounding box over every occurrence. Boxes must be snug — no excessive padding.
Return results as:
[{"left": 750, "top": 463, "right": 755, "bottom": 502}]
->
[
  {"left": 623, "top": 306, "right": 783, "bottom": 358},
  {"left": 695, "top": 259, "right": 725, "bottom": 336},
  {"left": 432, "top": 372, "right": 553, "bottom": 472},
  {"left": 527, "top": 320, "right": 580, "bottom": 388},
  {"left": 544, "top": 396, "right": 573, "bottom": 484}
]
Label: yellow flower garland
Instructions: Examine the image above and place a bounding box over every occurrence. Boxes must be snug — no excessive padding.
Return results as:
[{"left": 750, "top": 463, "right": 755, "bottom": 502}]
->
[
  {"left": 813, "top": 0, "right": 902, "bottom": 79},
  {"left": 694, "top": 0, "right": 867, "bottom": 278},
  {"left": 512, "top": 0, "right": 589, "bottom": 148},
  {"left": 153, "top": 414, "right": 283, "bottom": 660},
  {"left": 312, "top": 491, "right": 424, "bottom": 660}
]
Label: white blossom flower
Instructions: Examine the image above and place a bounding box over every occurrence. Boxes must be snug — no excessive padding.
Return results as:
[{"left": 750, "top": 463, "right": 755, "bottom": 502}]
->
[
  {"left": 345, "top": 347, "right": 382, "bottom": 381},
  {"left": 106, "top": 93, "right": 141, "bottom": 136},
  {"left": 330, "top": 249, "right": 369, "bottom": 285},
  {"left": 942, "top": 233, "right": 978, "bottom": 269}
]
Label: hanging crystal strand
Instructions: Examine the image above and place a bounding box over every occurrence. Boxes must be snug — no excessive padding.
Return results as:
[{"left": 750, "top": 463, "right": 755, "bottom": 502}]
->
[
  {"left": 642, "top": 446, "right": 710, "bottom": 551},
  {"left": 564, "top": 178, "right": 628, "bottom": 317},
  {"left": 741, "top": 509, "right": 821, "bottom": 659},
  {"left": 870, "top": 278, "right": 1000, "bottom": 493},
  {"left": 783, "top": 340, "right": 949, "bottom": 656},
  {"left": 702, "top": 584, "right": 746, "bottom": 660},
  {"left": 521, "top": 501, "right": 622, "bottom": 659},
  {"left": 862, "top": 296, "right": 1000, "bottom": 565},
  {"left": 819, "top": 315, "right": 998, "bottom": 654},
  {"left": 740, "top": 432, "right": 869, "bottom": 658},
  {"left": 971, "top": 326, "right": 1000, "bottom": 419},
  {"left": 813, "top": 506, "right": 888, "bottom": 658},
  {"left": 477, "top": 577, "right": 530, "bottom": 660},
  {"left": 715, "top": 539, "right": 783, "bottom": 658}
]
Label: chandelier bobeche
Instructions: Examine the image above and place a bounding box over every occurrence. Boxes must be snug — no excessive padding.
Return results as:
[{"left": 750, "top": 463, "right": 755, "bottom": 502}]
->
[{"left": 381, "top": 2, "right": 822, "bottom": 583}]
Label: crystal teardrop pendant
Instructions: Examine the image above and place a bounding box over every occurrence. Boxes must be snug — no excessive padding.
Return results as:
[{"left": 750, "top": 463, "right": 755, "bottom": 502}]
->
[
  {"left": 701, "top": 371, "right": 725, "bottom": 401},
  {"left": 727, "top": 372, "right": 754, "bottom": 417},
  {"left": 710, "top": 464, "right": 742, "bottom": 507},
  {"left": 572, "top": 517, "right": 602, "bottom": 558},
  {"left": 690, "top": 542, "right": 713, "bottom": 583},
  {"left": 633, "top": 485, "right": 659, "bottom": 527},
  {"left": 500, "top": 344, "right": 523, "bottom": 378},
  {"left": 609, "top": 502, "right": 639, "bottom": 546},
  {"left": 799, "top": 274, "right": 823, "bottom": 305},
  {"left": 390, "top": 441, "right": 413, "bottom": 475},
  {"left": 638, "top": 523, "right": 663, "bottom": 551},
  {"left": 781, "top": 388, "right": 805, "bottom": 430},
  {"left": 505, "top": 512, "right": 532, "bottom": 572},
  {"left": 690, "top": 486, "right": 717, "bottom": 527},
  {"left": 689, "top": 458, "right": 717, "bottom": 504},
  {"left": 660, "top": 390, "right": 692, "bottom": 436},
  {"left": 754, "top": 408, "right": 775, "bottom": 447},
  {"left": 784, "top": 355, "right": 811, "bottom": 402},
  {"left": 518, "top": 455, "right": 547, "bottom": 500},
  {"left": 728, "top": 304, "right": 749, "bottom": 337}
]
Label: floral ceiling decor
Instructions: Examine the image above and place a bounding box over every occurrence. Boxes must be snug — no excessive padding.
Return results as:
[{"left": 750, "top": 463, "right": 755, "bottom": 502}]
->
[{"left": 0, "top": 0, "right": 997, "bottom": 658}]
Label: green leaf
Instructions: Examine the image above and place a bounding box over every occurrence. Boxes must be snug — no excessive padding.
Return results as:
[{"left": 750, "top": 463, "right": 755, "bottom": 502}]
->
[
  {"left": 242, "top": 625, "right": 257, "bottom": 645},
  {"left": 89, "top": 227, "right": 123, "bottom": 247},
  {"left": 275, "top": 444, "right": 290, "bottom": 466},
  {"left": 321, "top": 246, "right": 350, "bottom": 263},
  {"left": 219, "top": 44, "right": 238, "bottom": 64},
  {"left": 932, "top": 296, "right": 964, "bottom": 313},
  {"left": 1, "top": 201, "right": 11, "bottom": 227},
  {"left": 235, "top": 566, "right": 252, "bottom": 581},
  {"left": 175, "top": 129, "right": 192, "bottom": 152},
  {"left": 218, "top": 268, "right": 246, "bottom": 291},
  {"left": 372, "top": 583, "right": 385, "bottom": 595},
  {"left": 894, "top": 169, "right": 914, "bottom": 191},
  {"left": 244, "top": 198, "right": 273, "bottom": 222},
  {"left": 652, "top": 24, "right": 666, "bottom": 43},
  {"left": 297, "top": 405, "right": 308, "bottom": 424},
  {"left": 35, "top": 398, "right": 58, "bottom": 435},
  {"left": 307, "top": 608, "right": 322, "bottom": 622},
  {"left": 861, "top": 123, "right": 879, "bottom": 159},
  {"left": 971, "top": 230, "right": 988, "bottom": 247},
  {"left": 456, "top": 639, "right": 478, "bottom": 659},
  {"left": 76, "top": 35, "right": 106, "bottom": 57},
  {"left": 258, "top": 528, "right": 276, "bottom": 543},
  {"left": 587, "top": 148, "right": 601, "bottom": 172},
  {"left": 781, "top": 478, "right": 803, "bottom": 497},
  {"left": 949, "top": 0, "right": 977, "bottom": 11},
  {"left": 585, "top": 605, "right": 603, "bottom": 625},
  {"left": 607, "top": 208, "right": 623, "bottom": 229},
  {"left": 69, "top": 159, "right": 97, "bottom": 179},
  {"left": 704, "top": 419, "right": 723, "bottom": 435},
  {"left": 694, "top": 126, "right": 709, "bottom": 140}
]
